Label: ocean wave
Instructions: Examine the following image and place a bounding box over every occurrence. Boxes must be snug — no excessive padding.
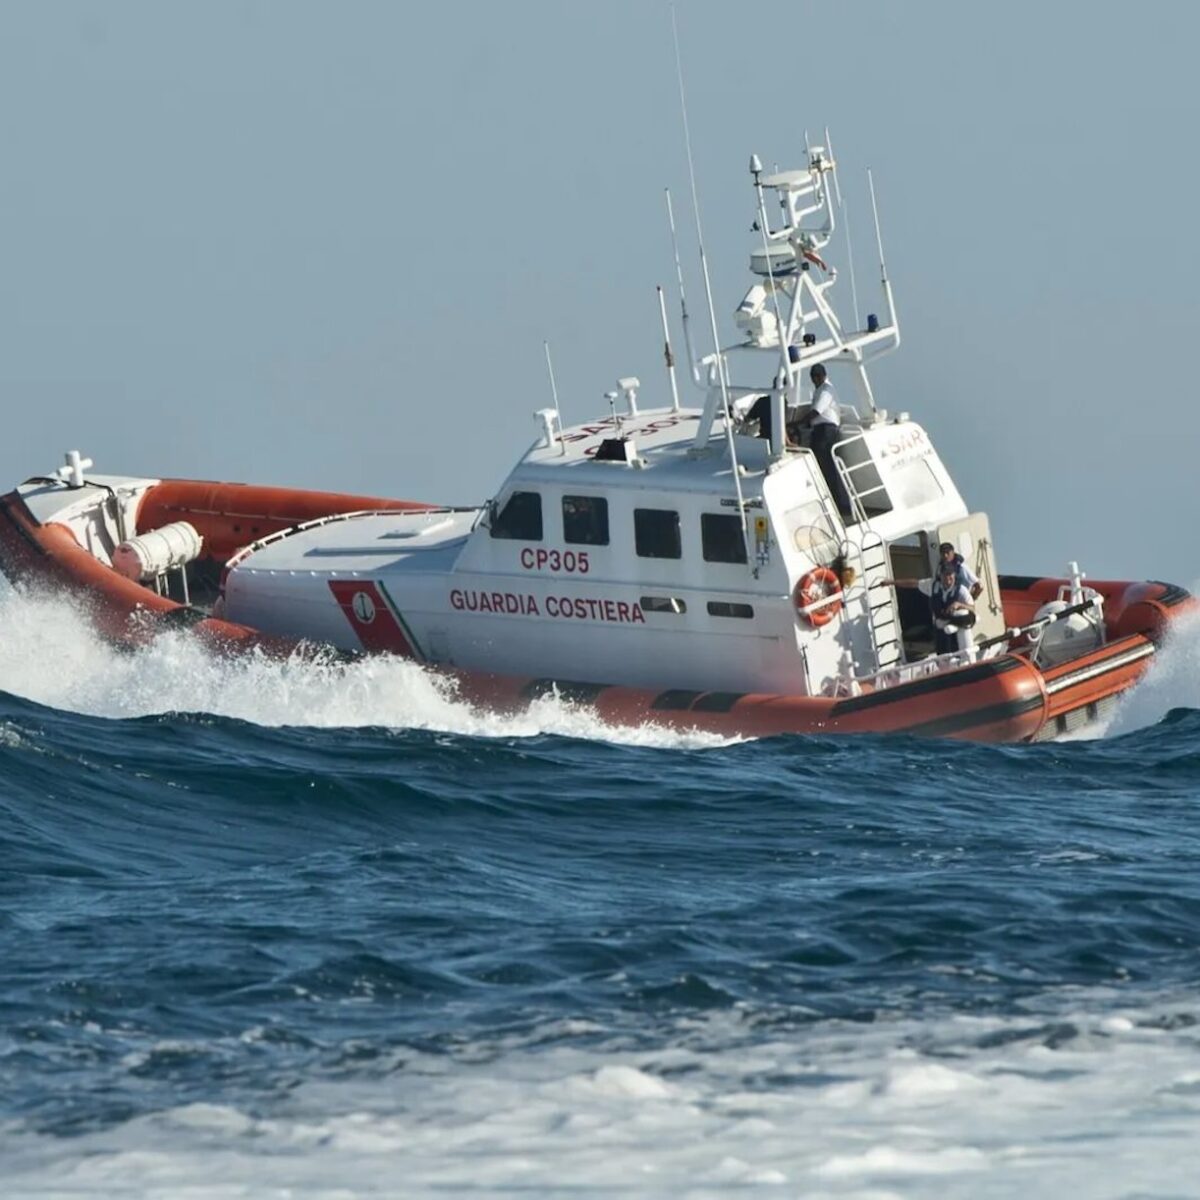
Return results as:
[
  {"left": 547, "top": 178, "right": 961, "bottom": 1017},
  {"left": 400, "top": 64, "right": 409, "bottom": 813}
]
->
[
  {"left": 1103, "top": 600, "right": 1200, "bottom": 738},
  {"left": 4, "top": 576, "right": 1200, "bottom": 1199},
  {"left": 3, "top": 988, "right": 1200, "bottom": 1197},
  {"left": 0, "top": 576, "right": 732, "bottom": 749},
  {"left": 4, "top": 573, "right": 1200, "bottom": 751}
]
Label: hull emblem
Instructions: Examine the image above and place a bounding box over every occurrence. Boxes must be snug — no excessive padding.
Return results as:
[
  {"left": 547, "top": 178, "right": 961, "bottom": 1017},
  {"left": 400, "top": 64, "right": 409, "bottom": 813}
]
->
[{"left": 352, "top": 590, "right": 377, "bottom": 624}]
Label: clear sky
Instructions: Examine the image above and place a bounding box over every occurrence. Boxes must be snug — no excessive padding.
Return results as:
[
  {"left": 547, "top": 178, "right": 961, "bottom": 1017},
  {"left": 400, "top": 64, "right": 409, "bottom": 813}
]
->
[{"left": 1, "top": 1, "right": 1195, "bottom": 580}]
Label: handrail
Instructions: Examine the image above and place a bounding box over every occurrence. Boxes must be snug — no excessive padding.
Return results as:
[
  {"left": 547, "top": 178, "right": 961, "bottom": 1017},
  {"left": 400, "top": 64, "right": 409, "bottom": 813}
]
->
[
  {"left": 839, "top": 457, "right": 878, "bottom": 476},
  {"left": 830, "top": 431, "right": 874, "bottom": 527},
  {"left": 224, "top": 506, "right": 461, "bottom": 572},
  {"left": 855, "top": 598, "right": 1104, "bottom": 693},
  {"left": 855, "top": 645, "right": 983, "bottom": 693}
]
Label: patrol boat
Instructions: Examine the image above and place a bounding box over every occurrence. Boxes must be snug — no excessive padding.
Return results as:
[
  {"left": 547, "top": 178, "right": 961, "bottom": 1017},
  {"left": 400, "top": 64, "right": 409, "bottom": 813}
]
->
[{"left": 0, "top": 145, "right": 1192, "bottom": 741}]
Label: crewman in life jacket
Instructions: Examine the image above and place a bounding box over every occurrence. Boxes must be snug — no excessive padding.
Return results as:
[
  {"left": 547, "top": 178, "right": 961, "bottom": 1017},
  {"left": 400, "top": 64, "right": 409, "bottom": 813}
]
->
[
  {"left": 929, "top": 564, "right": 977, "bottom": 654},
  {"left": 936, "top": 542, "right": 983, "bottom": 600}
]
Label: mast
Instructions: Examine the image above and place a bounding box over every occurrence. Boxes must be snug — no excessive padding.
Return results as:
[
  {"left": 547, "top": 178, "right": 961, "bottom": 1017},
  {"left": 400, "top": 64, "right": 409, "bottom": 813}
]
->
[
  {"left": 679, "top": 133, "right": 901, "bottom": 448},
  {"left": 750, "top": 152, "right": 794, "bottom": 459}
]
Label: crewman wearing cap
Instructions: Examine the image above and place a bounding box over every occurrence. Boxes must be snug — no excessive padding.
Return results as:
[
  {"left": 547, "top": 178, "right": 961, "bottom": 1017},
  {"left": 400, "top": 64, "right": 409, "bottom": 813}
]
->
[
  {"left": 936, "top": 541, "right": 983, "bottom": 600},
  {"left": 799, "top": 363, "right": 853, "bottom": 521}
]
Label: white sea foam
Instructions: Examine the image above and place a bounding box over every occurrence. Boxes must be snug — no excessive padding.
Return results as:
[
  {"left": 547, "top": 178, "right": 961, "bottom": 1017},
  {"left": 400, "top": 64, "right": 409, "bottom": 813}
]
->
[
  {"left": 1103, "top": 588, "right": 1200, "bottom": 739},
  {"left": 2, "top": 990, "right": 1199, "bottom": 1198},
  {"left": 0, "top": 576, "right": 730, "bottom": 749},
  {"left": 5, "top": 570, "right": 1196, "bottom": 751}
]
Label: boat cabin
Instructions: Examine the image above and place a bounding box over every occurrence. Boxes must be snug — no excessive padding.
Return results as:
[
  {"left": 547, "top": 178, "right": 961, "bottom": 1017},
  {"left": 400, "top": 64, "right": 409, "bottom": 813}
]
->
[{"left": 437, "top": 385, "right": 1000, "bottom": 697}]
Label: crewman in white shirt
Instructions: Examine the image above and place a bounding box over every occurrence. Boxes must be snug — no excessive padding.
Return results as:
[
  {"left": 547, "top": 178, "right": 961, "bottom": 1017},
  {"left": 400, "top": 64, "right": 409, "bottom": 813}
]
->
[
  {"left": 800, "top": 363, "right": 853, "bottom": 521},
  {"left": 929, "top": 565, "right": 977, "bottom": 653}
]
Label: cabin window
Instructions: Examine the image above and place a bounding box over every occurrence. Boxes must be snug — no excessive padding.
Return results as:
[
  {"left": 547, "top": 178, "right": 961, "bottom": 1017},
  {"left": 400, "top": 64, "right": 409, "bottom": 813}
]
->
[
  {"left": 641, "top": 595, "right": 687, "bottom": 614},
  {"left": 634, "top": 508, "right": 681, "bottom": 559},
  {"left": 701, "top": 513, "right": 748, "bottom": 564},
  {"left": 490, "top": 491, "right": 543, "bottom": 540},
  {"left": 832, "top": 439, "right": 893, "bottom": 517},
  {"left": 707, "top": 601, "right": 754, "bottom": 619},
  {"left": 563, "top": 495, "right": 609, "bottom": 545},
  {"left": 888, "top": 459, "right": 944, "bottom": 508}
]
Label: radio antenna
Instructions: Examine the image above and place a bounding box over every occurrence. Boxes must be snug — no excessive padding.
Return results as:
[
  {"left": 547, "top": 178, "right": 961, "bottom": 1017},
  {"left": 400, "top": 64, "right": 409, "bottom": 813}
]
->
[
  {"left": 842, "top": 201, "right": 862, "bottom": 332},
  {"left": 826, "top": 129, "right": 861, "bottom": 330},
  {"left": 543, "top": 341, "right": 565, "bottom": 455},
  {"left": 868, "top": 168, "right": 889, "bottom": 282},
  {"left": 664, "top": 189, "right": 701, "bottom": 385},
  {"left": 670, "top": 5, "right": 750, "bottom": 564},
  {"left": 656, "top": 285, "right": 682, "bottom": 411},
  {"left": 605, "top": 390, "right": 622, "bottom": 438},
  {"left": 868, "top": 167, "right": 898, "bottom": 332}
]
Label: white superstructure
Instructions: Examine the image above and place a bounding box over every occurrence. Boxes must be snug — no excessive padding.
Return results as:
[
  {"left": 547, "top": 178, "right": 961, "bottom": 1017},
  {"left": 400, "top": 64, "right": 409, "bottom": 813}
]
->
[{"left": 218, "top": 144, "right": 1006, "bottom": 697}]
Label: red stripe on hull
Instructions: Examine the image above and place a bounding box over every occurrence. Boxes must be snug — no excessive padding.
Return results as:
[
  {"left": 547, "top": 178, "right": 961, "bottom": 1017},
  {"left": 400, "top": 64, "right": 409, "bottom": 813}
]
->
[{"left": 328, "top": 580, "right": 416, "bottom": 658}]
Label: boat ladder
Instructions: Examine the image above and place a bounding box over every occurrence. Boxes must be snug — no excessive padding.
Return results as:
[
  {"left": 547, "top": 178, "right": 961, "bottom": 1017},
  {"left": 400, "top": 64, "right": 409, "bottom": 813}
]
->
[
  {"left": 857, "top": 528, "right": 902, "bottom": 671},
  {"left": 830, "top": 435, "right": 902, "bottom": 672}
]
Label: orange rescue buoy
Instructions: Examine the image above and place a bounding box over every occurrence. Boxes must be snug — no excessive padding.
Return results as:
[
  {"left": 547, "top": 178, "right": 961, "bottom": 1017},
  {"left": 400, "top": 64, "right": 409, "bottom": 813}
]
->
[{"left": 794, "top": 567, "right": 843, "bottom": 627}]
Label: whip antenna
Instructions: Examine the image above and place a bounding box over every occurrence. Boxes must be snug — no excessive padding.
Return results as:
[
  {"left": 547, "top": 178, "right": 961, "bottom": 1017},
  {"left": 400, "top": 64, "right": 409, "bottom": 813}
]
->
[
  {"left": 670, "top": 5, "right": 750, "bottom": 562},
  {"left": 826, "top": 129, "right": 861, "bottom": 330},
  {"left": 842, "top": 198, "right": 862, "bottom": 332},
  {"left": 656, "top": 285, "right": 682, "bottom": 412},
  {"left": 543, "top": 341, "right": 565, "bottom": 455},
  {"left": 867, "top": 167, "right": 899, "bottom": 332},
  {"left": 664, "top": 189, "right": 701, "bottom": 385},
  {"left": 868, "top": 168, "right": 889, "bottom": 282}
]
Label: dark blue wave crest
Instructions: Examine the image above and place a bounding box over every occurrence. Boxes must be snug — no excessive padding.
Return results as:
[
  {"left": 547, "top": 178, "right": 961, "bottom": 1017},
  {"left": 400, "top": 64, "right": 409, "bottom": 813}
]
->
[{"left": 3, "top": 688, "right": 1200, "bottom": 1135}]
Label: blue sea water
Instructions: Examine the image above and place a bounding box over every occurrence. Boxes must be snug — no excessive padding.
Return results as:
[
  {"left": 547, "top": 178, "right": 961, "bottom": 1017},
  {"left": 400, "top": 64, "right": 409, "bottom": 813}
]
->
[{"left": 1, "top": 577, "right": 1200, "bottom": 1198}]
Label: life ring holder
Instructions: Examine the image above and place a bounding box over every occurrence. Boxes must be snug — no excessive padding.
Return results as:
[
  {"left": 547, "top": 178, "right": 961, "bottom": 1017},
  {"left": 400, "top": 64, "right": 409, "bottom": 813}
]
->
[{"left": 794, "top": 566, "right": 844, "bottom": 628}]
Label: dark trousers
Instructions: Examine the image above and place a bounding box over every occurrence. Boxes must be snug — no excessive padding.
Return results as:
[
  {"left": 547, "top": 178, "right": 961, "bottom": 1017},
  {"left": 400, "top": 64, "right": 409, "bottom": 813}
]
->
[
  {"left": 810, "top": 422, "right": 853, "bottom": 520},
  {"left": 745, "top": 395, "right": 774, "bottom": 447},
  {"left": 934, "top": 624, "right": 960, "bottom": 655}
]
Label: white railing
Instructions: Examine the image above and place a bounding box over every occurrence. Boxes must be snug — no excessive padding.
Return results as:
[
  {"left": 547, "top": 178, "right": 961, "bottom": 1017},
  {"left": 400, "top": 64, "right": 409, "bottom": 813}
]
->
[
  {"left": 848, "top": 643, "right": 995, "bottom": 695},
  {"left": 222, "top": 507, "right": 462, "bottom": 573}
]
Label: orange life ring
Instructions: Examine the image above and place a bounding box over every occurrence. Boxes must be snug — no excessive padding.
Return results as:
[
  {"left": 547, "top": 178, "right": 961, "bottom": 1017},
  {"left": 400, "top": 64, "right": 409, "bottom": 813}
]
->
[{"left": 794, "top": 567, "right": 843, "bottom": 627}]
